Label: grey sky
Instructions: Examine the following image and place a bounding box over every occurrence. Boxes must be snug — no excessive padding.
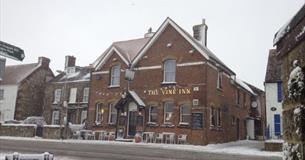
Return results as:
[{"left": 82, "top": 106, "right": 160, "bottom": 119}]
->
[{"left": 0, "top": 0, "right": 304, "bottom": 89}]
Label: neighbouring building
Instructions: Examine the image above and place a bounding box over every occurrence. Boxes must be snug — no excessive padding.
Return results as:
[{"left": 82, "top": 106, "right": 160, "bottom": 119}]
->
[
  {"left": 0, "top": 57, "right": 54, "bottom": 122},
  {"left": 88, "top": 18, "right": 263, "bottom": 145},
  {"left": 273, "top": 4, "right": 305, "bottom": 159},
  {"left": 43, "top": 56, "right": 91, "bottom": 125},
  {"left": 264, "top": 49, "right": 283, "bottom": 139}
]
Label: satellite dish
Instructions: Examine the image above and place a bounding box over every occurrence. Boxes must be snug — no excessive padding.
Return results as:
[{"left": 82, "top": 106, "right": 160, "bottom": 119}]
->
[{"left": 251, "top": 101, "right": 258, "bottom": 108}]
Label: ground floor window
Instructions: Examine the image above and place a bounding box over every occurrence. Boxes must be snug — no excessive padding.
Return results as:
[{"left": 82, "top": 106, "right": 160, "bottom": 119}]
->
[
  {"left": 108, "top": 103, "right": 117, "bottom": 124},
  {"left": 210, "top": 107, "right": 221, "bottom": 127},
  {"left": 80, "top": 110, "right": 87, "bottom": 124},
  {"left": 164, "top": 101, "right": 173, "bottom": 124},
  {"left": 180, "top": 104, "right": 191, "bottom": 124},
  {"left": 95, "top": 103, "right": 103, "bottom": 125},
  {"left": 149, "top": 106, "right": 157, "bottom": 123},
  {"left": 52, "top": 110, "right": 60, "bottom": 125}
]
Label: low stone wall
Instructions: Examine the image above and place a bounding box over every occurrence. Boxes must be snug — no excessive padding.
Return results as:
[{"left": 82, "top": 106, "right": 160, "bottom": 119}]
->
[
  {"left": 265, "top": 140, "right": 283, "bottom": 151},
  {"left": 42, "top": 125, "right": 70, "bottom": 139},
  {"left": 0, "top": 123, "right": 36, "bottom": 137}
]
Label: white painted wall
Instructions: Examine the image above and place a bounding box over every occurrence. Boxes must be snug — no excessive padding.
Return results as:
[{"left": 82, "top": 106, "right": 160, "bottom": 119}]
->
[
  {"left": 265, "top": 83, "right": 283, "bottom": 139},
  {"left": 0, "top": 85, "right": 18, "bottom": 122},
  {"left": 246, "top": 119, "right": 255, "bottom": 139}
]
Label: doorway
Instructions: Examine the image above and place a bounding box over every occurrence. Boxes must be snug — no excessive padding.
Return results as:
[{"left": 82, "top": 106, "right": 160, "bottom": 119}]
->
[{"left": 128, "top": 102, "right": 137, "bottom": 137}]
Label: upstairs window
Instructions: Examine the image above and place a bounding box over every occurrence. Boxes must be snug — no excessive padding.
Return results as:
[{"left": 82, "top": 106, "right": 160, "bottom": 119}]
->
[
  {"left": 108, "top": 103, "right": 117, "bottom": 124},
  {"left": 54, "top": 89, "right": 62, "bottom": 103},
  {"left": 163, "top": 59, "right": 176, "bottom": 83},
  {"left": 236, "top": 89, "right": 240, "bottom": 105},
  {"left": 82, "top": 87, "right": 89, "bottom": 103},
  {"left": 69, "top": 88, "right": 77, "bottom": 103},
  {"left": 149, "top": 106, "right": 158, "bottom": 123},
  {"left": 164, "top": 101, "right": 173, "bottom": 124},
  {"left": 217, "top": 71, "right": 223, "bottom": 89},
  {"left": 0, "top": 89, "right": 4, "bottom": 100},
  {"left": 110, "top": 65, "right": 120, "bottom": 86},
  {"left": 180, "top": 104, "right": 191, "bottom": 124},
  {"left": 277, "top": 81, "right": 283, "bottom": 102}
]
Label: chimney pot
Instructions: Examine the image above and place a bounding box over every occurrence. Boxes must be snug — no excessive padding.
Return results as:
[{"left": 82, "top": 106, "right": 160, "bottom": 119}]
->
[{"left": 144, "top": 27, "right": 154, "bottom": 38}]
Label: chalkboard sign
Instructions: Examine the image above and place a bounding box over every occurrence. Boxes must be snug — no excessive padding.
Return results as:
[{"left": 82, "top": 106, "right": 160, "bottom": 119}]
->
[
  {"left": 137, "top": 116, "right": 143, "bottom": 126},
  {"left": 192, "top": 112, "right": 203, "bottom": 129}
]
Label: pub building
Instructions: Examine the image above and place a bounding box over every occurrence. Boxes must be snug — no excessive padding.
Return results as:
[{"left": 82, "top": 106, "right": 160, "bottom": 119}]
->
[{"left": 88, "top": 18, "right": 264, "bottom": 145}]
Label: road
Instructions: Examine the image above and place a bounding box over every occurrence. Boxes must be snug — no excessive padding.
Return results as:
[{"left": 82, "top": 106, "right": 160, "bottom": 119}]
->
[{"left": 0, "top": 139, "right": 281, "bottom": 160}]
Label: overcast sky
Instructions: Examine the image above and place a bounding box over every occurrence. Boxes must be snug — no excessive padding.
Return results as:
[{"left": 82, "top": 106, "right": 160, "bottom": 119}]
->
[{"left": 0, "top": 0, "right": 304, "bottom": 89}]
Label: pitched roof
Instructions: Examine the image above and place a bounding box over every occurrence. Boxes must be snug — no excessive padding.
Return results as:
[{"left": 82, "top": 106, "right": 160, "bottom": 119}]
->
[
  {"left": 273, "top": 4, "right": 305, "bottom": 45},
  {"left": 265, "top": 49, "right": 281, "bottom": 83},
  {"left": 93, "top": 17, "right": 235, "bottom": 75},
  {"left": 50, "top": 66, "right": 91, "bottom": 83},
  {"left": 1, "top": 63, "right": 41, "bottom": 85}
]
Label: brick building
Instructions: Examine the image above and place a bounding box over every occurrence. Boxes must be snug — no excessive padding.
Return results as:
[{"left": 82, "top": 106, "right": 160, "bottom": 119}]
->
[
  {"left": 43, "top": 56, "right": 91, "bottom": 125},
  {"left": 88, "top": 18, "right": 263, "bottom": 145},
  {"left": 0, "top": 57, "right": 54, "bottom": 121}
]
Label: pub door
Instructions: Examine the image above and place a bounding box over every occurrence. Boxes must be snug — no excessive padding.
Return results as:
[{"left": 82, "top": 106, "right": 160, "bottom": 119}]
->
[{"left": 127, "top": 102, "right": 137, "bottom": 137}]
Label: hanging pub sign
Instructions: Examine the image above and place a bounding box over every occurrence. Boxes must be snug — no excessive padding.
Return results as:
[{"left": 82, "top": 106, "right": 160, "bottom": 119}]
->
[{"left": 0, "top": 41, "right": 25, "bottom": 61}]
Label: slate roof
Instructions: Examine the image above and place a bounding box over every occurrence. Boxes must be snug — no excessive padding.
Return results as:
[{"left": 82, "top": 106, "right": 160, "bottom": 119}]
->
[
  {"left": 50, "top": 66, "right": 91, "bottom": 83},
  {"left": 265, "top": 49, "right": 281, "bottom": 83},
  {"left": 1, "top": 63, "right": 40, "bottom": 85}
]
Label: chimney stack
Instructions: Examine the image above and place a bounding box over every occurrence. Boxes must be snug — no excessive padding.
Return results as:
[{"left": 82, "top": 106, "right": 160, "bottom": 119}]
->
[
  {"left": 193, "top": 19, "right": 208, "bottom": 47},
  {"left": 38, "top": 57, "right": 50, "bottom": 68},
  {"left": 65, "top": 55, "right": 76, "bottom": 69},
  {"left": 144, "top": 27, "right": 154, "bottom": 38}
]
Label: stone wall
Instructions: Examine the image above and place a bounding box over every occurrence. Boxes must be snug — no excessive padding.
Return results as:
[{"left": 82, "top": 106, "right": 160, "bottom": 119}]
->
[
  {"left": 42, "top": 125, "right": 66, "bottom": 139},
  {"left": 0, "top": 123, "right": 36, "bottom": 137}
]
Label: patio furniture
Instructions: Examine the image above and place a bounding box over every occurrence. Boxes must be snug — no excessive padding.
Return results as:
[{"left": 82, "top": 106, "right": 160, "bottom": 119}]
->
[
  {"left": 72, "top": 131, "right": 81, "bottom": 139},
  {"left": 177, "top": 134, "right": 187, "bottom": 144},
  {"left": 143, "top": 132, "right": 155, "bottom": 143},
  {"left": 163, "top": 132, "right": 175, "bottom": 144},
  {"left": 80, "top": 130, "right": 94, "bottom": 140},
  {"left": 155, "top": 133, "right": 164, "bottom": 143},
  {"left": 96, "top": 131, "right": 107, "bottom": 140},
  {"left": 107, "top": 132, "right": 115, "bottom": 141}
]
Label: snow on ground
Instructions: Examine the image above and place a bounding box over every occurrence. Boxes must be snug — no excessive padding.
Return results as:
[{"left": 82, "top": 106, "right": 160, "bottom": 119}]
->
[{"left": 0, "top": 136, "right": 282, "bottom": 158}]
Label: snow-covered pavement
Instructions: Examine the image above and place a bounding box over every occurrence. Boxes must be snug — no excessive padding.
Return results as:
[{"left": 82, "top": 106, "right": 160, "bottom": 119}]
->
[{"left": 0, "top": 136, "right": 282, "bottom": 159}]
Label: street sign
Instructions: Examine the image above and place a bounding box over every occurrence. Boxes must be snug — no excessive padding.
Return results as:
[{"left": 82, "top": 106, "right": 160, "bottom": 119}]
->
[{"left": 0, "top": 41, "right": 25, "bottom": 61}]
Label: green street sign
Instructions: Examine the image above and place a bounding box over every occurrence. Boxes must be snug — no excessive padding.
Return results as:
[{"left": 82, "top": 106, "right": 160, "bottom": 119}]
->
[{"left": 0, "top": 41, "right": 25, "bottom": 61}]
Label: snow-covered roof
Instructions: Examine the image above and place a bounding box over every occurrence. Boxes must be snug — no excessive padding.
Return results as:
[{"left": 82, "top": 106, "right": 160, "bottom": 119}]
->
[
  {"left": 273, "top": 4, "right": 305, "bottom": 45},
  {"left": 234, "top": 78, "right": 256, "bottom": 95},
  {"left": 51, "top": 66, "right": 91, "bottom": 83},
  {"left": 129, "top": 90, "right": 145, "bottom": 107},
  {"left": 1, "top": 63, "right": 41, "bottom": 85}
]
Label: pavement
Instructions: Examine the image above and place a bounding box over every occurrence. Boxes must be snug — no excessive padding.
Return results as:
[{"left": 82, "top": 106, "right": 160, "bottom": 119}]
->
[{"left": 0, "top": 137, "right": 282, "bottom": 160}]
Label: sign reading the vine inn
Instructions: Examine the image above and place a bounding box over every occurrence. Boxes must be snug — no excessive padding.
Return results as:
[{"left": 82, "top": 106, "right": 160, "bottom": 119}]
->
[
  {"left": 0, "top": 41, "right": 25, "bottom": 61},
  {"left": 145, "top": 87, "right": 192, "bottom": 96}
]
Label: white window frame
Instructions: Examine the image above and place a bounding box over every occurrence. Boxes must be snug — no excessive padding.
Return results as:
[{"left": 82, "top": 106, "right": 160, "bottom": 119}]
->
[
  {"left": 163, "top": 59, "right": 176, "bottom": 83},
  {"left": 52, "top": 110, "right": 60, "bottom": 125},
  {"left": 69, "top": 88, "right": 77, "bottom": 103},
  {"left": 110, "top": 65, "right": 120, "bottom": 86},
  {"left": 95, "top": 103, "right": 103, "bottom": 125},
  {"left": 164, "top": 101, "right": 173, "bottom": 124},
  {"left": 217, "top": 71, "right": 223, "bottom": 89},
  {"left": 108, "top": 103, "right": 117, "bottom": 124},
  {"left": 82, "top": 87, "right": 89, "bottom": 103},
  {"left": 53, "top": 89, "right": 62, "bottom": 104},
  {"left": 148, "top": 106, "right": 158, "bottom": 123},
  {"left": 180, "top": 104, "right": 191, "bottom": 124},
  {"left": 80, "top": 110, "right": 87, "bottom": 124}
]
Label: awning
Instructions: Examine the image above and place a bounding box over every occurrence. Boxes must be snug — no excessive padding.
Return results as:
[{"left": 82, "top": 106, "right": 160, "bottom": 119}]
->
[{"left": 128, "top": 90, "right": 145, "bottom": 107}]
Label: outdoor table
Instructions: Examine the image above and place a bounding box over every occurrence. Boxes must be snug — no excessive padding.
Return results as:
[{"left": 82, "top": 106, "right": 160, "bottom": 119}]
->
[
  {"left": 80, "top": 130, "right": 93, "bottom": 140},
  {"left": 162, "top": 132, "right": 176, "bottom": 144},
  {"left": 142, "top": 132, "right": 155, "bottom": 143}
]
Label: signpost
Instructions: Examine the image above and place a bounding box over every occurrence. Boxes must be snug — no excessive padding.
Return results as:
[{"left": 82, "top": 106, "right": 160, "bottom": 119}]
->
[{"left": 0, "top": 41, "right": 25, "bottom": 61}]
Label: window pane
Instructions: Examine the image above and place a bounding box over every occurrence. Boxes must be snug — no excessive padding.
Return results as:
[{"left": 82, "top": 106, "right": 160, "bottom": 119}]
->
[
  {"left": 111, "top": 65, "right": 120, "bottom": 86},
  {"left": 164, "top": 102, "right": 173, "bottom": 123},
  {"left": 149, "top": 106, "right": 158, "bottom": 123},
  {"left": 164, "top": 60, "right": 176, "bottom": 82}
]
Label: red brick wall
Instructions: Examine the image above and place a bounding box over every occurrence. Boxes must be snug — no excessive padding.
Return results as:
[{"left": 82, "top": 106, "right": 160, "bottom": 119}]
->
[{"left": 88, "top": 23, "right": 250, "bottom": 145}]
